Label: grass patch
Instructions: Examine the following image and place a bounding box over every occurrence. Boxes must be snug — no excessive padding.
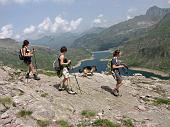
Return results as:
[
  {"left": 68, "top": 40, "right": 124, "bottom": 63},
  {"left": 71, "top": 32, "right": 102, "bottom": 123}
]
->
[
  {"left": 56, "top": 120, "right": 71, "bottom": 127},
  {"left": 17, "top": 110, "right": 32, "bottom": 118},
  {"left": 92, "top": 119, "right": 120, "bottom": 127},
  {"left": 153, "top": 97, "right": 170, "bottom": 105},
  {"left": 37, "top": 120, "right": 50, "bottom": 127},
  {"left": 0, "top": 96, "right": 12, "bottom": 108},
  {"left": 81, "top": 110, "right": 96, "bottom": 118},
  {"left": 122, "top": 118, "right": 134, "bottom": 127},
  {"left": 77, "top": 123, "right": 86, "bottom": 127},
  {"left": 41, "top": 93, "right": 48, "bottom": 97}
]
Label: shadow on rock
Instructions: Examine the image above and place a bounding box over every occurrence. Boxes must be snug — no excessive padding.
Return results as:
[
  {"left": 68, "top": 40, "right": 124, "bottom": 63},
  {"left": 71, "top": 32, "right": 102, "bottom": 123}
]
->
[
  {"left": 101, "top": 86, "right": 113, "bottom": 94},
  {"left": 53, "top": 84, "right": 60, "bottom": 90}
]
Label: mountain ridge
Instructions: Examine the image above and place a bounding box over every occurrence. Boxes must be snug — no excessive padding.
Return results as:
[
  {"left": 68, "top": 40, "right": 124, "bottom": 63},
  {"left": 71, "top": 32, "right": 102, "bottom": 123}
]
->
[
  {"left": 72, "top": 6, "right": 170, "bottom": 51},
  {"left": 121, "top": 13, "right": 170, "bottom": 73}
]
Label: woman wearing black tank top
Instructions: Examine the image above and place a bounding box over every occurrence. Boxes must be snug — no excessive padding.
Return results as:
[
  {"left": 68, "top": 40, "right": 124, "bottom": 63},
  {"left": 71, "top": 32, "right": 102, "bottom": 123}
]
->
[{"left": 21, "top": 40, "right": 40, "bottom": 80}]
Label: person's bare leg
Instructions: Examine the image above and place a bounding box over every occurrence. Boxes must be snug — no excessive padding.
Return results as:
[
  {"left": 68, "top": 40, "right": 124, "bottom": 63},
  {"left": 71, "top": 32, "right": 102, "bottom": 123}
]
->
[
  {"left": 62, "top": 78, "right": 67, "bottom": 86},
  {"left": 115, "top": 81, "right": 123, "bottom": 91},
  {"left": 30, "top": 63, "right": 36, "bottom": 74}
]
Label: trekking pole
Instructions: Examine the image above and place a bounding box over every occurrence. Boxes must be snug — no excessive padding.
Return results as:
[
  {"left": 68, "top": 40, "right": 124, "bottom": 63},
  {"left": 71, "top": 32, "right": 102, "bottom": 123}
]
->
[
  {"left": 33, "top": 51, "right": 38, "bottom": 74},
  {"left": 70, "top": 66, "right": 83, "bottom": 94}
]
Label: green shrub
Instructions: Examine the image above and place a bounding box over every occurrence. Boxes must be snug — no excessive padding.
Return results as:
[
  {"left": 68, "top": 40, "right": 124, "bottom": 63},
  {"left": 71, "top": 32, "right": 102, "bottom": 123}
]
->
[
  {"left": 0, "top": 96, "right": 12, "bottom": 108},
  {"left": 122, "top": 118, "right": 134, "bottom": 127},
  {"left": 41, "top": 93, "right": 48, "bottom": 97},
  {"left": 154, "top": 97, "right": 170, "bottom": 105},
  {"left": 17, "top": 110, "right": 32, "bottom": 118},
  {"left": 0, "top": 97, "right": 12, "bottom": 105},
  {"left": 93, "top": 119, "right": 120, "bottom": 127},
  {"left": 57, "top": 120, "right": 71, "bottom": 127},
  {"left": 81, "top": 110, "right": 96, "bottom": 118},
  {"left": 37, "top": 120, "right": 50, "bottom": 127}
]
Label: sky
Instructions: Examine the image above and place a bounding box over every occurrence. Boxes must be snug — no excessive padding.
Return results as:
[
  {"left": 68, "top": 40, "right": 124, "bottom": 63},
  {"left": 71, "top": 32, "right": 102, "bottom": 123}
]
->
[{"left": 0, "top": 0, "right": 170, "bottom": 40}]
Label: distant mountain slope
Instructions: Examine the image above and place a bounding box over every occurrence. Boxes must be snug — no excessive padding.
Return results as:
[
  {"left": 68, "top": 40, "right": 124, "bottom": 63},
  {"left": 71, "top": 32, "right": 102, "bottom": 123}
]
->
[
  {"left": 122, "top": 13, "right": 170, "bottom": 72},
  {"left": 31, "top": 32, "right": 79, "bottom": 49},
  {"left": 81, "top": 27, "right": 106, "bottom": 35},
  {"left": 72, "top": 6, "right": 170, "bottom": 51},
  {"left": 31, "top": 27, "right": 105, "bottom": 49}
]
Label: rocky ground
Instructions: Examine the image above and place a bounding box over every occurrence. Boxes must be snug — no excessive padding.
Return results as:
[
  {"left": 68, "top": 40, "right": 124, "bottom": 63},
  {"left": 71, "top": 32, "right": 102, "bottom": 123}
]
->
[{"left": 0, "top": 66, "right": 170, "bottom": 127}]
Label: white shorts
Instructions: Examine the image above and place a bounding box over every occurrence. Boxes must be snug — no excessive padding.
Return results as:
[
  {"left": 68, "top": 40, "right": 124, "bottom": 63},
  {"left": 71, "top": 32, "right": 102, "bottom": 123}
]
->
[{"left": 62, "top": 67, "right": 70, "bottom": 78}]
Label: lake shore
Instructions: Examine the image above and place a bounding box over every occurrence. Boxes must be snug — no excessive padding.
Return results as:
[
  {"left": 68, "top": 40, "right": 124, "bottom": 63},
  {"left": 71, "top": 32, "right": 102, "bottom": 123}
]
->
[
  {"left": 73, "top": 56, "right": 94, "bottom": 68},
  {"left": 130, "top": 67, "right": 170, "bottom": 77}
]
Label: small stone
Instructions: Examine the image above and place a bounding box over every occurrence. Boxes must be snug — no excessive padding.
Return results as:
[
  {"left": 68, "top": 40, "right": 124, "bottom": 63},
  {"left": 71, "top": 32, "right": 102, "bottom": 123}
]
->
[
  {"left": 1, "top": 112, "right": 9, "bottom": 119},
  {"left": 0, "top": 81, "right": 8, "bottom": 85},
  {"left": 0, "top": 104, "right": 6, "bottom": 113},
  {"left": 140, "top": 96, "right": 145, "bottom": 99},
  {"left": 139, "top": 99, "right": 144, "bottom": 103},
  {"left": 167, "top": 106, "right": 170, "bottom": 110},
  {"left": 1, "top": 117, "right": 12, "bottom": 125},
  {"left": 137, "top": 105, "right": 146, "bottom": 111}
]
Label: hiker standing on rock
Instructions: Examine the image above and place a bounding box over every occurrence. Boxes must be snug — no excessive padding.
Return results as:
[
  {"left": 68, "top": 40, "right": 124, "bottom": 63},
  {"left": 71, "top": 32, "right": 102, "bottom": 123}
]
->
[
  {"left": 58, "top": 46, "right": 76, "bottom": 94},
  {"left": 111, "top": 50, "right": 125, "bottom": 96},
  {"left": 20, "top": 40, "right": 40, "bottom": 80}
]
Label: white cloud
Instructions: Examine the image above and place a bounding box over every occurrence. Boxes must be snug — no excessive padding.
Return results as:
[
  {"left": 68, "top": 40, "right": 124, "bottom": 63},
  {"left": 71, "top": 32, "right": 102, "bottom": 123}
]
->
[
  {"left": 39, "top": 16, "right": 82, "bottom": 33},
  {"left": 93, "top": 14, "right": 107, "bottom": 27},
  {"left": 69, "top": 18, "right": 82, "bottom": 30},
  {"left": 38, "top": 17, "right": 52, "bottom": 32},
  {"left": 168, "top": 0, "right": 170, "bottom": 4},
  {"left": 0, "top": 16, "right": 82, "bottom": 40},
  {"left": 94, "top": 19, "right": 102, "bottom": 24},
  {"left": 0, "top": 0, "right": 75, "bottom": 5},
  {"left": 128, "top": 8, "right": 137, "bottom": 13},
  {"left": 127, "top": 15, "right": 133, "bottom": 20},
  {"left": 23, "top": 25, "right": 36, "bottom": 34},
  {"left": 126, "top": 7, "right": 137, "bottom": 20},
  {"left": 14, "top": 34, "right": 21, "bottom": 40},
  {"left": 0, "top": 24, "right": 13, "bottom": 39}
]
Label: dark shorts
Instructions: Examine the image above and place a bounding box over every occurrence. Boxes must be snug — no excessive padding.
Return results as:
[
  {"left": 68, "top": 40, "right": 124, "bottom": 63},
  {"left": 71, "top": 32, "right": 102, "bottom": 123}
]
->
[
  {"left": 23, "top": 57, "right": 32, "bottom": 64},
  {"left": 112, "top": 71, "right": 122, "bottom": 82}
]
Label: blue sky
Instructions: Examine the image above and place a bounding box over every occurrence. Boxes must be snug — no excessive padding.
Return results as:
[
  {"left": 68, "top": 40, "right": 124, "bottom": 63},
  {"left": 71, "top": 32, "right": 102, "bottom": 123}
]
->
[{"left": 0, "top": 0, "right": 170, "bottom": 40}]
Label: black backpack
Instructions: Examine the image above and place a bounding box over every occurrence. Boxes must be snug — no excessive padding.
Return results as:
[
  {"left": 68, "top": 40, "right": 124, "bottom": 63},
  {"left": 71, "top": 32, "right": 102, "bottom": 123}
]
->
[{"left": 19, "top": 48, "right": 24, "bottom": 60}]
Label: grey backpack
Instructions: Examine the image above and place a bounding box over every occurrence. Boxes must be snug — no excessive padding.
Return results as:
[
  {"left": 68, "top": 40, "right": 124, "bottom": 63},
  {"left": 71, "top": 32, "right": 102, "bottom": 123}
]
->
[{"left": 53, "top": 55, "right": 62, "bottom": 78}]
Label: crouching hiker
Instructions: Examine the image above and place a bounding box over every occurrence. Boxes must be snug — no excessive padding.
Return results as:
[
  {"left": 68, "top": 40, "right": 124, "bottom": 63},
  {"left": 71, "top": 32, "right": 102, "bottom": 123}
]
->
[
  {"left": 20, "top": 40, "right": 40, "bottom": 80},
  {"left": 111, "top": 50, "right": 126, "bottom": 96},
  {"left": 57, "top": 46, "right": 76, "bottom": 94}
]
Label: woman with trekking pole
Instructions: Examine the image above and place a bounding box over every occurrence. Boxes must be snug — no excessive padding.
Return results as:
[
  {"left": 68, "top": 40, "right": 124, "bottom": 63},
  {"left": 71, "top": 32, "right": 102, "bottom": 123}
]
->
[
  {"left": 20, "top": 40, "right": 40, "bottom": 80},
  {"left": 58, "top": 46, "right": 76, "bottom": 94}
]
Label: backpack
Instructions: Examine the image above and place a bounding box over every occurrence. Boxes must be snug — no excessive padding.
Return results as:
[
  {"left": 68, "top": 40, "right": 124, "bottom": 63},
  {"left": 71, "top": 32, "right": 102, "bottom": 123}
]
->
[
  {"left": 53, "top": 55, "right": 62, "bottom": 78},
  {"left": 19, "top": 48, "right": 24, "bottom": 60},
  {"left": 106, "top": 59, "right": 113, "bottom": 74}
]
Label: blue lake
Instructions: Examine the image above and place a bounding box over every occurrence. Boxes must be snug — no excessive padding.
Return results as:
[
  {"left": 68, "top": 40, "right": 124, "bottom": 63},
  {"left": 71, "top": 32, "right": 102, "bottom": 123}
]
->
[{"left": 72, "top": 50, "right": 170, "bottom": 80}]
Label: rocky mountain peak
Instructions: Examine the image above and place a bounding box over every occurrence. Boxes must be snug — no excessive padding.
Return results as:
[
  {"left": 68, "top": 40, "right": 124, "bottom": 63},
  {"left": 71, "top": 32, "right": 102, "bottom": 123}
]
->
[{"left": 146, "top": 6, "right": 170, "bottom": 19}]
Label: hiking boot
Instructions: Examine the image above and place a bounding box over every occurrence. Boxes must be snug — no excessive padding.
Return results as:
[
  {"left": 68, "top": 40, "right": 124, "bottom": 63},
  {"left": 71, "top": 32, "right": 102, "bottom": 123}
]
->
[
  {"left": 33, "top": 74, "right": 40, "bottom": 80},
  {"left": 25, "top": 73, "right": 30, "bottom": 79},
  {"left": 67, "top": 88, "right": 77, "bottom": 95}
]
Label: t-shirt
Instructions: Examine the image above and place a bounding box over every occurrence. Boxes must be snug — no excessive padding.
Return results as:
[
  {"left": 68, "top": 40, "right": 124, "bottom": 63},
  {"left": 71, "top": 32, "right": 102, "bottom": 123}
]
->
[{"left": 111, "top": 57, "right": 120, "bottom": 72}]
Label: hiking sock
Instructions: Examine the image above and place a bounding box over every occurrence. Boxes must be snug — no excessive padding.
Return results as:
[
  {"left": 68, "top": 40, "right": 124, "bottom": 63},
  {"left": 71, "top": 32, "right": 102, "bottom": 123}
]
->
[{"left": 59, "top": 83, "right": 66, "bottom": 91}]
